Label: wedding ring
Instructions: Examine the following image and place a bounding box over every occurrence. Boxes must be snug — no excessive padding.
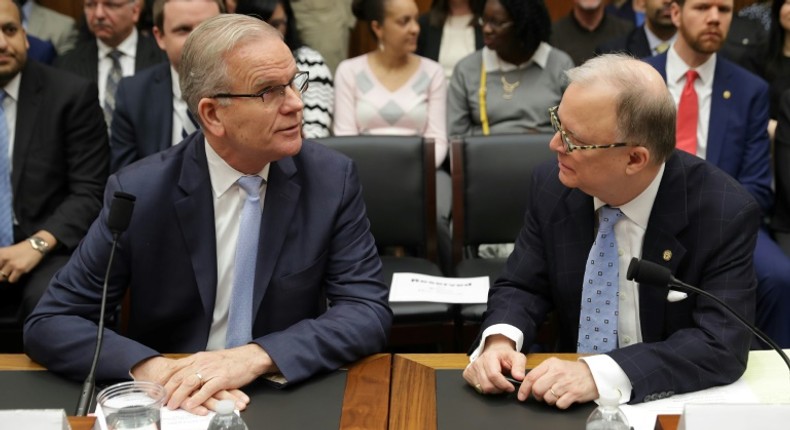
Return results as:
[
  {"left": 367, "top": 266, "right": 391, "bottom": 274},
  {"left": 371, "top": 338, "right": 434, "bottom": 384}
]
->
[
  {"left": 550, "top": 388, "right": 559, "bottom": 397},
  {"left": 195, "top": 372, "right": 204, "bottom": 387},
  {"left": 474, "top": 384, "right": 483, "bottom": 394}
]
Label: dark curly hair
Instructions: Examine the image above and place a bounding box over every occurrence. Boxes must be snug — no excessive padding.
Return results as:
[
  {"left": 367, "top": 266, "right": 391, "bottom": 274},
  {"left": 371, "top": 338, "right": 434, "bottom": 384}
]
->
[
  {"left": 497, "top": 0, "right": 551, "bottom": 56},
  {"left": 236, "top": 0, "right": 303, "bottom": 50}
]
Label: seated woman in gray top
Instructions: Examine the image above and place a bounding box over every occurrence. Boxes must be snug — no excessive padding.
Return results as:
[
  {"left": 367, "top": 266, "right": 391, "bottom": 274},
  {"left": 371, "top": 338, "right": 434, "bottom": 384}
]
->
[{"left": 447, "top": 0, "right": 573, "bottom": 136}]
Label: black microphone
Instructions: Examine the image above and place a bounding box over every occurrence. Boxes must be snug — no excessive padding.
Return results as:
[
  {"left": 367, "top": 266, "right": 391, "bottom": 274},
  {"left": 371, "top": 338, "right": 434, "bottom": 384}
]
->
[
  {"left": 626, "top": 257, "right": 790, "bottom": 377},
  {"left": 75, "top": 192, "right": 136, "bottom": 416}
]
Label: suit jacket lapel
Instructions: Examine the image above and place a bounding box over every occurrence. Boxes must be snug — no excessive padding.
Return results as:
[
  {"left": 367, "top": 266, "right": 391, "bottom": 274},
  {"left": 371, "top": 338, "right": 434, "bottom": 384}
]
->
[
  {"left": 707, "top": 59, "right": 731, "bottom": 166},
  {"left": 12, "top": 62, "right": 42, "bottom": 194},
  {"left": 174, "top": 133, "right": 218, "bottom": 317},
  {"left": 252, "top": 156, "right": 301, "bottom": 317}
]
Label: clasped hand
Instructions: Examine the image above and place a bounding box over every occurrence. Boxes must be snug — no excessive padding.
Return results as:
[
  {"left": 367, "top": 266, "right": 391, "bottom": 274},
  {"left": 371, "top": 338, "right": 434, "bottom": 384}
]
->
[
  {"left": 463, "top": 335, "right": 599, "bottom": 409},
  {"left": 130, "top": 344, "right": 277, "bottom": 415}
]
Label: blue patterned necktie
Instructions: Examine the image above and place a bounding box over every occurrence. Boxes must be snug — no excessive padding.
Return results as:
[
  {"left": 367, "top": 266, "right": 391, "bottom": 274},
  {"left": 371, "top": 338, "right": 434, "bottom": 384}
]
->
[
  {"left": 226, "top": 175, "right": 264, "bottom": 348},
  {"left": 103, "top": 50, "right": 123, "bottom": 126},
  {"left": 577, "top": 206, "right": 624, "bottom": 353},
  {"left": 0, "top": 91, "right": 12, "bottom": 247}
]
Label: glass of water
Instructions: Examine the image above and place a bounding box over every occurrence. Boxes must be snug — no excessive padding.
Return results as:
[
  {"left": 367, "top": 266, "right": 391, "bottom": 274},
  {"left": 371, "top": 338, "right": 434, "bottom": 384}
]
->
[{"left": 97, "top": 381, "right": 166, "bottom": 430}]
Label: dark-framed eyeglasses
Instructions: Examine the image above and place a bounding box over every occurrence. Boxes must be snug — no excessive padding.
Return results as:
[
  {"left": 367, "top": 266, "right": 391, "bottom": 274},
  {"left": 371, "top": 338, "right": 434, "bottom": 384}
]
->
[
  {"left": 477, "top": 17, "right": 513, "bottom": 31},
  {"left": 548, "top": 106, "right": 632, "bottom": 153},
  {"left": 210, "top": 71, "right": 309, "bottom": 105}
]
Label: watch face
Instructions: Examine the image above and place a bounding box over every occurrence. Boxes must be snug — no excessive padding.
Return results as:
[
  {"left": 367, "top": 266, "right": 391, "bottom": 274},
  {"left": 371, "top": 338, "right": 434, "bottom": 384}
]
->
[{"left": 30, "top": 237, "right": 48, "bottom": 252}]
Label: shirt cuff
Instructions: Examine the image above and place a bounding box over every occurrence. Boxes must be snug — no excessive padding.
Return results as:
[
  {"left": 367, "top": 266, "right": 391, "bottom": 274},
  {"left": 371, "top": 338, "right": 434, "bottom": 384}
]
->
[
  {"left": 469, "top": 324, "right": 524, "bottom": 362},
  {"left": 579, "top": 354, "right": 633, "bottom": 404}
]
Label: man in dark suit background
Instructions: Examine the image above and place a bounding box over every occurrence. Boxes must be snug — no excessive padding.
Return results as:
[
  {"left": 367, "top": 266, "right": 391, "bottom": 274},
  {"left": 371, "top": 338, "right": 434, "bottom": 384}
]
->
[
  {"left": 0, "top": 0, "right": 108, "bottom": 322},
  {"left": 644, "top": 0, "right": 790, "bottom": 348},
  {"left": 597, "top": 0, "right": 676, "bottom": 58},
  {"left": 55, "top": 0, "right": 165, "bottom": 126},
  {"left": 110, "top": 0, "right": 223, "bottom": 172},
  {"left": 25, "top": 14, "right": 391, "bottom": 416},
  {"left": 464, "top": 54, "right": 758, "bottom": 406}
]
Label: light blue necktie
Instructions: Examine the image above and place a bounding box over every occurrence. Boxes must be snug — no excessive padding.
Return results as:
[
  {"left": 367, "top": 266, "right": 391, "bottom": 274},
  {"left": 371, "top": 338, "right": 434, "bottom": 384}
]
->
[
  {"left": 0, "top": 91, "right": 13, "bottom": 247},
  {"left": 577, "top": 206, "right": 623, "bottom": 353},
  {"left": 226, "top": 175, "right": 263, "bottom": 348},
  {"left": 103, "top": 50, "right": 123, "bottom": 126}
]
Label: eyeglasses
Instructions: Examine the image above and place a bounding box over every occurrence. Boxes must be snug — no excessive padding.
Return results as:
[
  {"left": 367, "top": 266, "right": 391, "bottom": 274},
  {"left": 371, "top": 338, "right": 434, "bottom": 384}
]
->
[
  {"left": 549, "top": 106, "right": 632, "bottom": 153},
  {"left": 477, "top": 17, "right": 513, "bottom": 31},
  {"left": 211, "top": 71, "right": 309, "bottom": 106},
  {"left": 84, "top": 0, "right": 135, "bottom": 12}
]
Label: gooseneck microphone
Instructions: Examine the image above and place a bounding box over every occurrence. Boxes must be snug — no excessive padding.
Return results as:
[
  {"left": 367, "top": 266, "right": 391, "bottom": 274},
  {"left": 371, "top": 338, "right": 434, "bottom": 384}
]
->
[
  {"left": 75, "top": 192, "right": 136, "bottom": 416},
  {"left": 626, "top": 257, "right": 790, "bottom": 377}
]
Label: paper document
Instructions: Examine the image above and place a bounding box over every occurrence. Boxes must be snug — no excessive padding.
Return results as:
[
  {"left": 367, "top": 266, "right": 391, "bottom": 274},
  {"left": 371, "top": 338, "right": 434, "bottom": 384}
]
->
[{"left": 389, "top": 273, "right": 489, "bottom": 303}]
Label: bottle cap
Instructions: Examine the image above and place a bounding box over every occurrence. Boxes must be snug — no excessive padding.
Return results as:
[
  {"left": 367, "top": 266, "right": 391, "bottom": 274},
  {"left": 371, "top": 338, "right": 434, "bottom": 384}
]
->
[
  {"left": 215, "top": 399, "right": 236, "bottom": 415},
  {"left": 597, "top": 388, "right": 621, "bottom": 406}
]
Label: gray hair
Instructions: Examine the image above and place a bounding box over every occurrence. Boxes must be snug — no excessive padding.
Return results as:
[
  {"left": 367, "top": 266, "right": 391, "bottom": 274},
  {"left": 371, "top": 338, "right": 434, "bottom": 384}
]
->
[
  {"left": 565, "top": 54, "right": 676, "bottom": 163},
  {"left": 180, "top": 14, "right": 282, "bottom": 118}
]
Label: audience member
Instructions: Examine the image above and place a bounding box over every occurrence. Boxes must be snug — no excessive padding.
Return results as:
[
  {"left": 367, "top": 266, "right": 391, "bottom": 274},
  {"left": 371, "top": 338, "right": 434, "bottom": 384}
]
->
[
  {"left": 110, "top": 0, "right": 223, "bottom": 173},
  {"left": 447, "top": 0, "right": 572, "bottom": 136},
  {"left": 55, "top": 0, "right": 165, "bottom": 127},
  {"left": 237, "top": 0, "right": 334, "bottom": 138},
  {"left": 551, "top": 0, "right": 633, "bottom": 66},
  {"left": 464, "top": 53, "right": 758, "bottom": 407},
  {"left": 25, "top": 14, "right": 391, "bottom": 415},
  {"left": 290, "top": 0, "right": 355, "bottom": 73},
  {"left": 20, "top": 0, "right": 79, "bottom": 54},
  {"left": 416, "top": 0, "right": 484, "bottom": 79},
  {"left": 644, "top": 0, "right": 790, "bottom": 348},
  {"left": 744, "top": 0, "right": 790, "bottom": 122},
  {"left": 0, "top": 0, "right": 108, "bottom": 323},
  {"left": 597, "top": 0, "right": 676, "bottom": 58}
]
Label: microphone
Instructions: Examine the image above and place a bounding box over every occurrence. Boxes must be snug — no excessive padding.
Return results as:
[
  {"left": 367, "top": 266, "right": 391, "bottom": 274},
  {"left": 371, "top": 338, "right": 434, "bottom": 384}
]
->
[
  {"left": 626, "top": 257, "right": 790, "bottom": 377},
  {"left": 75, "top": 192, "right": 136, "bottom": 416}
]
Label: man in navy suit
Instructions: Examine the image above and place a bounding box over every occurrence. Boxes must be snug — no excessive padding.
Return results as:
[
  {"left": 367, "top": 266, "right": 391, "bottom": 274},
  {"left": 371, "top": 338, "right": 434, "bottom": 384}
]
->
[
  {"left": 110, "top": 0, "right": 224, "bottom": 172},
  {"left": 597, "top": 0, "right": 676, "bottom": 58},
  {"left": 644, "top": 0, "right": 790, "bottom": 348},
  {"left": 25, "top": 14, "right": 391, "bottom": 415},
  {"left": 464, "top": 54, "right": 758, "bottom": 406}
]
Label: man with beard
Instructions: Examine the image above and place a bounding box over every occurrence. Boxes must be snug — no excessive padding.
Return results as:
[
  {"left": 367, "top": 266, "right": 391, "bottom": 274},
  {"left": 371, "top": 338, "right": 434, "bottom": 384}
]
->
[
  {"left": 550, "top": 0, "right": 633, "bottom": 66},
  {"left": 645, "top": 0, "right": 790, "bottom": 348},
  {"left": 0, "top": 0, "right": 107, "bottom": 332},
  {"left": 597, "top": 0, "right": 676, "bottom": 57},
  {"left": 55, "top": 0, "right": 164, "bottom": 127}
]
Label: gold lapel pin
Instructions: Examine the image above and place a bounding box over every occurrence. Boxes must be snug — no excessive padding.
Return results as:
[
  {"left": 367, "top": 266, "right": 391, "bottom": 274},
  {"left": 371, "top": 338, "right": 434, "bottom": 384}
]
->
[
  {"left": 663, "top": 250, "right": 672, "bottom": 261},
  {"left": 723, "top": 90, "right": 731, "bottom": 100}
]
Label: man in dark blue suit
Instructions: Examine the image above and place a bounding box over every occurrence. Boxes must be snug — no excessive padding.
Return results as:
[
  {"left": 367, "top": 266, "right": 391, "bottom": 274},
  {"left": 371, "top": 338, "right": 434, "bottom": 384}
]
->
[
  {"left": 110, "top": 0, "right": 224, "bottom": 173},
  {"left": 643, "top": 0, "right": 790, "bottom": 348},
  {"left": 464, "top": 54, "right": 758, "bottom": 406},
  {"left": 25, "top": 14, "right": 392, "bottom": 415},
  {"left": 597, "top": 0, "right": 676, "bottom": 58}
]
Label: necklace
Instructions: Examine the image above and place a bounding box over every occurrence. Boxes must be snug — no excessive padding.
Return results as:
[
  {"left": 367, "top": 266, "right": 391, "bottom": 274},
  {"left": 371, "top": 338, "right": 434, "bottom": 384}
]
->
[{"left": 496, "top": 57, "right": 520, "bottom": 100}]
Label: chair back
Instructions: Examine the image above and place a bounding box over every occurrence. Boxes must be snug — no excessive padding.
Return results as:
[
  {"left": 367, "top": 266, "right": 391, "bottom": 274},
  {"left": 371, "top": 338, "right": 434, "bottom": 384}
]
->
[{"left": 316, "top": 136, "right": 438, "bottom": 262}]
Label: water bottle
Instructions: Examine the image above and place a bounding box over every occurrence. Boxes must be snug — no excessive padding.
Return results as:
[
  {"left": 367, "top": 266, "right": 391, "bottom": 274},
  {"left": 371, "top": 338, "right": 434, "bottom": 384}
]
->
[
  {"left": 206, "top": 399, "right": 248, "bottom": 430},
  {"left": 585, "top": 389, "right": 630, "bottom": 430}
]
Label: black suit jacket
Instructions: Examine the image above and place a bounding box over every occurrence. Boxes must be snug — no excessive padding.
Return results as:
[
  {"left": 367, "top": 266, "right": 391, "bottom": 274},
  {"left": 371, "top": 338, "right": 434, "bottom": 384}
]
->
[
  {"left": 110, "top": 62, "right": 174, "bottom": 172},
  {"left": 54, "top": 33, "right": 165, "bottom": 82},
  {"left": 596, "top": 26, "right": 651, "bottom": 58},
  {"left": 477, "top": 151, "right": 759, "bottom": 403},
  {"left": 13, "top": 61, "right": 109, "bottom": 249},
  {"left": 416, "top": 14, "right": 483, "bottom": 62}
]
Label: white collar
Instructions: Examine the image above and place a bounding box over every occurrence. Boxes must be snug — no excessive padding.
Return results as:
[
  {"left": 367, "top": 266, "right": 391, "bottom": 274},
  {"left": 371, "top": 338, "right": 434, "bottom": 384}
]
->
[
  {"left": 482, "top": 42, "right": 552, "bottom": 73},
  {"left": 1, "top": 72, "right": 22, "bottom": 103},
  {"left": 666, "top": 42, "right": 716, "bottom": 88},
  {"left": 97, "top": 27, "right": 138, "bottom": 59},
  {"left": 204, "top": 137, "right": 271, "bottom": 199},
  {"left": 593, "top": 162, "right": 665, "bottom": 231}
]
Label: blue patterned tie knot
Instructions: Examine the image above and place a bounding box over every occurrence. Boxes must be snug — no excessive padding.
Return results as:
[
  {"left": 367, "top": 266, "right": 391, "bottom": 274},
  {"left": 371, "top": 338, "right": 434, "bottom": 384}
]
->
[
  {"left": 577, "top": 206, "right": 623, "bottom": 353},
  {"left": 225, "top": 175, "right": 264, "bottom": 348},
  {"left": 0, "top": 91, "right": 13, "bottom": 247}
]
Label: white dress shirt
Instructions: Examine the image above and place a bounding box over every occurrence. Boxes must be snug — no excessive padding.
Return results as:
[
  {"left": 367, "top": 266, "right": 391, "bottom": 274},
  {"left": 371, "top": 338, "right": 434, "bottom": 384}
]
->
[
  {"left": 169, "top": 66, "right": 195, "bottom": 147},
  {"left": 470, "top": 164, "right": 666, "bottom": 404},
  {"left": 666, "top": 44, "right": 716, "bottom": 160},
  {"left": 204, "top": 141, "right": 270, "bottom": 350},
  {"left": 96, "top": 28, "right": 138, "bottom": 104}
]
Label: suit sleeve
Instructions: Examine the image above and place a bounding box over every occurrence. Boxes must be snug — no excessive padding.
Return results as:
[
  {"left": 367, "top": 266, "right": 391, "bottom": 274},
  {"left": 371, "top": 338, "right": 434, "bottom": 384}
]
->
[
  {"left": 423, "top": 63, "right": 448, "bottom": 167},
  {"left": 773, "top": 90, "right": 790, "bottom": 232},
  {"left": 253, "top": 159, "right": 393, "bottom": 384},
  {"left": 332, "top": 60, "right": 360, "bottom": 136},
  {"left": 734, "top": 81, "right": 773, "bottom": 214},
  {"left": 110, "top": 78, "right": 140, "bottom": 173},
  {"left": 447, "top": 59, "right": 474, "bottom": 137},
  {"left": 39, "top": 80, "right": 109, "bottom": 249}
]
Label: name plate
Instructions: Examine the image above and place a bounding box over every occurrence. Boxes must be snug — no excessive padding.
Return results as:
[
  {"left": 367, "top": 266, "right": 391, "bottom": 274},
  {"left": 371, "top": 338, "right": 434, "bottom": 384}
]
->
[
  {"left": 0, "top": 409, "right": 69, "bottom": 430},
  {"left": 679, "top": 403, "right": 790, "bottom": 430}
]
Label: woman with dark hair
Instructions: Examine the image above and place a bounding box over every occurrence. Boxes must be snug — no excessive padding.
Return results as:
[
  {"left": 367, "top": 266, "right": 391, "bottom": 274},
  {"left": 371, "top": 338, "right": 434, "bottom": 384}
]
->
[
  {"left": 416, "top": 0, "right": 484, "bottom": 79},
  {"left": 745, "top": 0, "right": 790, "bottom": 126},
  {"left": 236, "top": 0, "right": 334, "bottom": 138},
  {"left": 447, "top": 0, "right": 572, "bottom": 136}
]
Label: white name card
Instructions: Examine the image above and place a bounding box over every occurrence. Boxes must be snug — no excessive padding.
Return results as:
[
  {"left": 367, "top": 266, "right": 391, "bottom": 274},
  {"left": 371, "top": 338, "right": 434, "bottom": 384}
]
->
[
  {"left": 0, "top": 409, "right": 69, "bottom": 430},
  {"left": 389, "top": 273, "right": 489, "bottom": 304},
  {"left": 678, "top": 403, "right": 790, "bottom": 430}
]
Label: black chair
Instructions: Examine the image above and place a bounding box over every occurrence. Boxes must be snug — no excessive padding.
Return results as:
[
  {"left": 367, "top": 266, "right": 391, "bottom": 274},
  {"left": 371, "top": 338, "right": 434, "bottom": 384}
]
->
[
  {"left": 0, "top": 288, "right": 23, "bottom": 352},
  {"left": 316, "top": 136, "right": 456, "bottom": 351},
  {"left": 450, "top": 133, "right": 556, "bottom": 349}
]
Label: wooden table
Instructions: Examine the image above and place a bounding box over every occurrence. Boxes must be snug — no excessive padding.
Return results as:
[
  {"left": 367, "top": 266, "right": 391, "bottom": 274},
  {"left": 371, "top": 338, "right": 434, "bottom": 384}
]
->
[{"left": 0, "top": 353, "right": 392, "bottom": 430}]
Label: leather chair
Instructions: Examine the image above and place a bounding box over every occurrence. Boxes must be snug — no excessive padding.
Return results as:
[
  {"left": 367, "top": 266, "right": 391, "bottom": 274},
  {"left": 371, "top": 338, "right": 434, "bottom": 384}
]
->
[
  {"left": 316, "top": 136, "right": 456, "bottom": 351},
  {"left": 450, "top": 133, "right": 556, "bottom": 350}
]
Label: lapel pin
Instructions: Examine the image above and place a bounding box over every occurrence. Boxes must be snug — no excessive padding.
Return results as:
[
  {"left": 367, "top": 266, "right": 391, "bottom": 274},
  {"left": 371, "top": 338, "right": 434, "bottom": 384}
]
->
[
  {"left": 723, "top": 90, "right": 731, "bottom": 100},
  {"left": 663, "top": 250, "right": 672, "bottom": 261}
]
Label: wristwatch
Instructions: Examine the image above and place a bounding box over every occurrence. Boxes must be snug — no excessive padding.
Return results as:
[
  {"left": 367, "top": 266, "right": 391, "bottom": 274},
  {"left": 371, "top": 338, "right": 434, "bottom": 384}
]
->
[{"left": 28, "top": 236, "right": 50, "bottom": 255}]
